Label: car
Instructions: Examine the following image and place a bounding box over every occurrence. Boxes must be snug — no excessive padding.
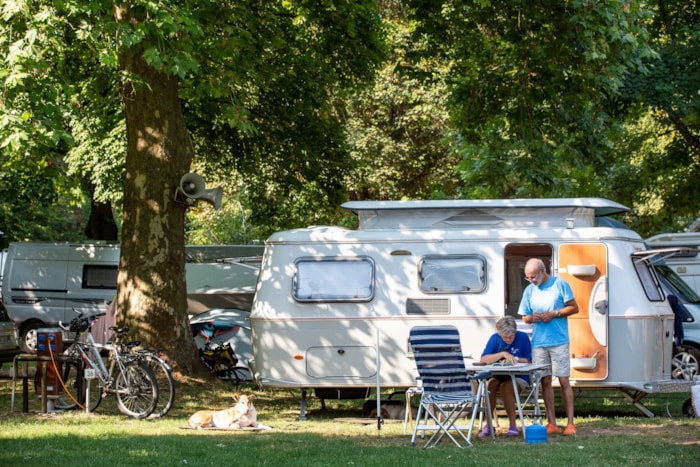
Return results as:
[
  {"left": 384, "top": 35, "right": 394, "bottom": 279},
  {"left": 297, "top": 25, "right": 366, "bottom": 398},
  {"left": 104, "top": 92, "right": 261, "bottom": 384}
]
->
[
  {"left": 0, "top": 300, "right": 21, "bottom": 367},
  {"left": 653, "top": 262, "right": 700, "bottom": 380},
  {"left": 189, "top": 308, "right": 252, "bottom": 381}
]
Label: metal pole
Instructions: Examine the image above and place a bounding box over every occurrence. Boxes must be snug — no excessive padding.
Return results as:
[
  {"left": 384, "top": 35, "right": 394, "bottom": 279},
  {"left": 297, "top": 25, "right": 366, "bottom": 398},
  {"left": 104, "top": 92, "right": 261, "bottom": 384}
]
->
[
  {"left": 85, "top": 378, "right": 91, "bottom": 414},
  {"left": 376, "top": 328, "right": 382, "bottom": 432}
]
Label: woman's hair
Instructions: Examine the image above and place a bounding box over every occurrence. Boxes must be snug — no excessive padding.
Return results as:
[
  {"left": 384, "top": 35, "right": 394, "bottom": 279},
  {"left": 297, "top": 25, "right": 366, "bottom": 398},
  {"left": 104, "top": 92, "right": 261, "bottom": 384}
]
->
[{"left": 496, "top": 315, "right": 518, "bottom": 337}]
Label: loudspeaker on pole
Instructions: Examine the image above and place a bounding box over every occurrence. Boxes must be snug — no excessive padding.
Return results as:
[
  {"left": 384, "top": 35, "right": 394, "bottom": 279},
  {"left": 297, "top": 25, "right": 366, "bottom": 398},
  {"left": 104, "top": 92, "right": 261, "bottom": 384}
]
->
[{"left": 176, "top": 173, "right": 223, "bottom": 210}]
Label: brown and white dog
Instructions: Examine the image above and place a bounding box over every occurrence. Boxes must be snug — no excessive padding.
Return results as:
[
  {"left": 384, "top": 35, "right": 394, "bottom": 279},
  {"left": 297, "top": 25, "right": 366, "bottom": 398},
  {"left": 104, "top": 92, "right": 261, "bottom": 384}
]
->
[
  {"left": 369, "top": 404, "right": 407, "bottom": 420},
  {"left": 188, "top": 394, "right": 259, "bottom": 429}
]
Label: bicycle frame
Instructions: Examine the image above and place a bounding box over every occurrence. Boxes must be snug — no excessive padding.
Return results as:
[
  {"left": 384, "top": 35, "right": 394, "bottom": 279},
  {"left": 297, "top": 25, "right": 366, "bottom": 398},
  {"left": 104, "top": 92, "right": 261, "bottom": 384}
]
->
[{"left": 69, "top": 331, "right": 119, "bottom": 392}]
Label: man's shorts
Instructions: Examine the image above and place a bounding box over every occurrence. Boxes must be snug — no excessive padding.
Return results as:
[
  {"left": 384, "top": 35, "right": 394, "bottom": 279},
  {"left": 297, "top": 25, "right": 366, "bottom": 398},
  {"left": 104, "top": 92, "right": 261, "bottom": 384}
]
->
[{"left": 532, "top": 344, "right": 571, "bottom": 377}]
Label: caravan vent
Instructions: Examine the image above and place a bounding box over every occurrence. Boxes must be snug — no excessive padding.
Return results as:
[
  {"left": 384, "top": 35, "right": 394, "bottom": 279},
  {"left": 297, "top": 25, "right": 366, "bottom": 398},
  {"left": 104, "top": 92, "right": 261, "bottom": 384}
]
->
[{"left": 406, "top": 298, "right": 450, "bottom": 315}]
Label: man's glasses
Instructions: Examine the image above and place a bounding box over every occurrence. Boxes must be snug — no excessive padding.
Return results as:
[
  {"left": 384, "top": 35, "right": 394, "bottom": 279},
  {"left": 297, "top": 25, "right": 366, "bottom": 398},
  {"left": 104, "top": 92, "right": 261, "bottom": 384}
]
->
[{"left": 524, "top": 270, "right": 542, "bottom": 282}]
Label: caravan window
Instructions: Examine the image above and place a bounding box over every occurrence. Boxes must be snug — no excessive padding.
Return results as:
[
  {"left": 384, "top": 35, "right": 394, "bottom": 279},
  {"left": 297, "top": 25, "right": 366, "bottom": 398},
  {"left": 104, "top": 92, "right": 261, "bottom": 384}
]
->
[
  {"left": 419, "top": 255, "right": 486, "bottom": 293},
  {"left": 294, "top": 257, "right": 374, "bottom": 302},
  {"left": 82, "top": 265, "right": 118, "bottom": 289},
  {"left": 633, "top": 259, "right": 664, "bottom": 301}
]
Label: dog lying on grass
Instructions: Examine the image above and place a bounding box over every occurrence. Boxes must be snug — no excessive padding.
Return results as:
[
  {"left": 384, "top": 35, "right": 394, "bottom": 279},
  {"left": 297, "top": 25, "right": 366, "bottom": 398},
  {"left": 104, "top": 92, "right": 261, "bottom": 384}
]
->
[
  {"left": 188, "top": 394, "right": 268, "bottom": 429},
  {"left": 363, "top": 399, "right": 412, "bottom": 420},
  {"left": 369, "top": 405, "right": 407, "bottom": 420}
]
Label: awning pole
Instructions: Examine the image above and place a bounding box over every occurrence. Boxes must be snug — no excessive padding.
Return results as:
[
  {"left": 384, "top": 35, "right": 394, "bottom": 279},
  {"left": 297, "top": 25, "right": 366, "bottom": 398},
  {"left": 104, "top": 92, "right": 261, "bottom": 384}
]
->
[{"left": 376, "top": 327, "right": 382, "bottom": 432}]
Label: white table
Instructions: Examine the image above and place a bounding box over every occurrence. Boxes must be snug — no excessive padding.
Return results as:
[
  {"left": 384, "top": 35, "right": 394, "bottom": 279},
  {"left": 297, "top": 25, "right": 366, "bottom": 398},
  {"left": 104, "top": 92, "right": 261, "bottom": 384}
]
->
[{"left": 464, "top": 362, "right": 550, "bottom": 440}]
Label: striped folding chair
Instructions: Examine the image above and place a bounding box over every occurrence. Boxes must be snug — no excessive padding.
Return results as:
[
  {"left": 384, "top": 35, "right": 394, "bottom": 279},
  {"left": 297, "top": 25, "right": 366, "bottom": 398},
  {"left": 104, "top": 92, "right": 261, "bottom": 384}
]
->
[{"left": 409, "top": 325, "right": 493, "bottom": 448}]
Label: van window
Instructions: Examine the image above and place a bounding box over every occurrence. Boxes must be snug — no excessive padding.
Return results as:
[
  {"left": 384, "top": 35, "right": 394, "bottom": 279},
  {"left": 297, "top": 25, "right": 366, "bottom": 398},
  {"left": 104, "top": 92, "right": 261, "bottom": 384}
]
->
[
  {"left": 294, "top": 257, "right": 374, "bottom": 302},
  {"left": 82, "top": 265, "right": 118, "bottom": 289},
  {"left": 633, "top": 259, "right": 664, "bottom": 301},
  {"left": 419, "top": 255, "right": 486, "bottom": 293}
]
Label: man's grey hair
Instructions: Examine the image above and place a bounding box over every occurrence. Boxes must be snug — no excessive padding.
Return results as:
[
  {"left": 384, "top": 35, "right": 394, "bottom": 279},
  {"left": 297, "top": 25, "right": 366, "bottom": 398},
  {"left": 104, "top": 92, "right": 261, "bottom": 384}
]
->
[{"left": 496, "top": 315, "right": 518, "bottom": 336}]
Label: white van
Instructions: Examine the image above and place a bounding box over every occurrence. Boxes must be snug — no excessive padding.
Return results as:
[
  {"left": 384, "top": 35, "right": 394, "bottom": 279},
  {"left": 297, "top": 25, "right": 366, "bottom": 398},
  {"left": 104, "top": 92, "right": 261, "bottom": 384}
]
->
[
  {"left": 0, "top": 249, "right": 7, "bottom": 301},
  {"left": 1, "top": 242, "right": 262, "bottom": 352},
  {"left": 646, "top": 232, "right": 700, "bottom": 295},
  {"left": 650, "top": 259, "right": 700, "bottom": 382},
  {"left": 250, "top": 198, "right": 693, "bottom": 418}
]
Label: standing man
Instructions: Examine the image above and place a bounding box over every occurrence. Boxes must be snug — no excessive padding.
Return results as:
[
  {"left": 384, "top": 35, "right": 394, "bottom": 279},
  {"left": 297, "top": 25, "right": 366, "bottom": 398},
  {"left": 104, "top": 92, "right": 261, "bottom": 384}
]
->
[{"left": 519, "top": 258, "right": 579, "bottom": 436}]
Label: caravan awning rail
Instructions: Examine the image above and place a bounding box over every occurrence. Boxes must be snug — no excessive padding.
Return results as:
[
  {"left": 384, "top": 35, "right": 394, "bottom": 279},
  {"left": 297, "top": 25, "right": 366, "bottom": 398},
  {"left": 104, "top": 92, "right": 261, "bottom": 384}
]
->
[
  {"left": 342, "top": 197, "right": 629, "bottom": 216},
  {"left": 632, "top": 247, "right": 699, "bottom": 264}
]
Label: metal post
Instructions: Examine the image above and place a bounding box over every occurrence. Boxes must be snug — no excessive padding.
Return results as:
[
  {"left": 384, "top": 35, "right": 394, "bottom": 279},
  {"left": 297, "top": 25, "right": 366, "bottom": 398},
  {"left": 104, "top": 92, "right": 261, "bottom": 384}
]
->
[
  {"left": 85, "top": 378, "right": 90, "bottom": 414},
  {"left": 376, "top": 328, "right": 382, "bottom": 432}
]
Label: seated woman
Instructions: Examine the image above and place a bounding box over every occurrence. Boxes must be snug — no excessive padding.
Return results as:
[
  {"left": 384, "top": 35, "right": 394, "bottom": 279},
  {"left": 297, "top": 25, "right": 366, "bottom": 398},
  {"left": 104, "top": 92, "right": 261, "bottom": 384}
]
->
[{"left": 478, "top": 315, "right": 532, "bottom": 438}]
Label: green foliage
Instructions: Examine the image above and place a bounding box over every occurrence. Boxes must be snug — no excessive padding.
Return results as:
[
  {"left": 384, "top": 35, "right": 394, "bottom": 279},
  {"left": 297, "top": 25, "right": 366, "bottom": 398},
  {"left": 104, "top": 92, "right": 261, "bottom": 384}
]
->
[
  {"left": 0, "top": 0, "right": 387, "bottom": 245},
  {"left": 183, "top": 1, "right": 387, "bottom": 234},
  {"left": 615, "top": 0, "right": 700, "bottom": 235},
  {"left": 0, "top": 157, "right": 85, "bottom": 248},
  {"left": 1, "top": 0, "right": 698, "bottom": 246},
  {"left": 344, "top": 15, "right": 462, "bottom": 201},
  {"left": 406, "top": 0, "right": 657, "bottom": 201},
  {"left": 0, "top": 0, "right": 121, "bottom": 244},
  {"left": 185, "top": 190, "right": 265, "bottom": 245}
]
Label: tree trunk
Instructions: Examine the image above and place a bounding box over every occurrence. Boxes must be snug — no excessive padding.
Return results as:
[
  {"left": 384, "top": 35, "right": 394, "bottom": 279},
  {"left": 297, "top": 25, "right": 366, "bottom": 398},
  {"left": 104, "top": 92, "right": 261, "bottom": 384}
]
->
[
  {"left": 116, "top": 26, "right": 196, "bottom": 373},
  {"left": 84, "top": 182, "right": 118, "bottom": 241}
]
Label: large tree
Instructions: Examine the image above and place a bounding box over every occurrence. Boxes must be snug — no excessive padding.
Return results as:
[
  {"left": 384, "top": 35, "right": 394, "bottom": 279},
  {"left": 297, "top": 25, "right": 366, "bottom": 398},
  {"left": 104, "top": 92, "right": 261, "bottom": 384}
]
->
[{"left": 0, "top": 0, "right": 384, "bottom": 372}]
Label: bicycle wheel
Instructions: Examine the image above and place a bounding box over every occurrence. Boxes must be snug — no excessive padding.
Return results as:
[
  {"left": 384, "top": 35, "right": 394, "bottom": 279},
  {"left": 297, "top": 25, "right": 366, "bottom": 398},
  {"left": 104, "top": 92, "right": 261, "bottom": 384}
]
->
[
  {"left": 54, "top": 361, "right": 102, "bottom": 412},
  {"left": 143, "top": 354, "right": 175, "bottom": 417},
  {"left": 114, "top": 361, "right": 158, "bottom": 419}
]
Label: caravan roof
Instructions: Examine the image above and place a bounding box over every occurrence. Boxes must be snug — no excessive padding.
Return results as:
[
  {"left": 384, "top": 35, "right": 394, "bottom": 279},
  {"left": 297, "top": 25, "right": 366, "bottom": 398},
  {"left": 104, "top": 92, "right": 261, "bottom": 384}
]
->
[
  {"left": 341, "top": 197, "right": 629, "bottom": 231},
  {"left": 342, "top": 197, "right": 628, "bottom": 215}
]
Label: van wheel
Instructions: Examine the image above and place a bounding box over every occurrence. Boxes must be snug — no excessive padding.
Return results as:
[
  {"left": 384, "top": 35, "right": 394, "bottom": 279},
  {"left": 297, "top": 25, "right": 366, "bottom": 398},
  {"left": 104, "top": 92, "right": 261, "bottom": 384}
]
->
[
  {"left": 21, "top": 322, "right": 43, "bottom": 354},
  {"left": 671, "top": 346, "right": 700, "bottom": 380}
]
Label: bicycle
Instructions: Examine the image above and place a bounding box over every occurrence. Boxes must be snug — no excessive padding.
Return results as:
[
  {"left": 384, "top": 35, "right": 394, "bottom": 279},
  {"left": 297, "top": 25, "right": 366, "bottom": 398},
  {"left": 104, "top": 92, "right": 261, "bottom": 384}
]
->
[
  {"left": 199, "top": 340, "right": 251, "bottom": 386},
  {"left": 53, "top": 310, "right": 159, "bottom": 419},
  {"left": 110, "top": 327, "right": 175, "bottom": 418},
  {"left": 193, "top": 319, "right": 252, "bottom": 385}
]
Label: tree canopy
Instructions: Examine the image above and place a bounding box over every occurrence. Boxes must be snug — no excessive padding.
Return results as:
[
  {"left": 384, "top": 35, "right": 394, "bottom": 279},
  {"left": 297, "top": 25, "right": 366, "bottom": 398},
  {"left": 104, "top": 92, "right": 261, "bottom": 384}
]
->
[
  {"left": 1, "top": 0, "right": 385, "bottom": 370},
  {"left": 1, "top": 0, "right": 698, "bottom": 369}
]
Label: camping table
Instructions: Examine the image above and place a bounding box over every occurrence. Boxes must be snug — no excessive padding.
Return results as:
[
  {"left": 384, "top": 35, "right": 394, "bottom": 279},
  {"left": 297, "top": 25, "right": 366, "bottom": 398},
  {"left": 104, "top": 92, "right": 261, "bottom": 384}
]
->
[{"left": 464, "top": 362, "right": 550, "bottom": 441}]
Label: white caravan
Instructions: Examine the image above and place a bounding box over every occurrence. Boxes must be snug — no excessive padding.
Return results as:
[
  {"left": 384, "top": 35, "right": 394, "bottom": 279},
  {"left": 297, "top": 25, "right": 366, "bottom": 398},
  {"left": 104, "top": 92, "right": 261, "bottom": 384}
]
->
[
  {"left": 1, "top": 242, "right": 262, "bottom": 351},
  {"left": 646, "top": 232, "right": 700, "bottom": 295},
  {"left": 249, "top": 198, "right": 693, "bottom": 418}
]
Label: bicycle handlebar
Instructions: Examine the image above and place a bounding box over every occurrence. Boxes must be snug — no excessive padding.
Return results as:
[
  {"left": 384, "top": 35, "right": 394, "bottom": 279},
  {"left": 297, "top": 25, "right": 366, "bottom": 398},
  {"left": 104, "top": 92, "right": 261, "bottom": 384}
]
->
[{"left": 58, "top": 311, "right": 107, "bottom": 332}]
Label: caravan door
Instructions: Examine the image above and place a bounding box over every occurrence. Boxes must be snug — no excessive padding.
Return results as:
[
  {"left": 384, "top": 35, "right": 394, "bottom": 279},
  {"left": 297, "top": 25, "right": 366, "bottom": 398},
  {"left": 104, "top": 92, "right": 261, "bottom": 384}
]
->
[{"left": 558, "top": 243, "right": 609, "bottom": 380}]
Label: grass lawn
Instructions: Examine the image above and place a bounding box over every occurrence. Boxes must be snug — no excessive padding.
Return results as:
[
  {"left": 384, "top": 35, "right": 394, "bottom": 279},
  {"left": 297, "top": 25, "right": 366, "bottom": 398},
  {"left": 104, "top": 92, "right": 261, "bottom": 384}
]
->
[{"left": 0, "top": 366, "right": 698, "bottom": 466}]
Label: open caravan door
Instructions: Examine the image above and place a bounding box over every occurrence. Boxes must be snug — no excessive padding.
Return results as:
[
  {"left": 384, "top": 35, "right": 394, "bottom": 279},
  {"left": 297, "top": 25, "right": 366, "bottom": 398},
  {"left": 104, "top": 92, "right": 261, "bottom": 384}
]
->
[{"left": 558, "top": 243, "right": 609, "bottom": 380}]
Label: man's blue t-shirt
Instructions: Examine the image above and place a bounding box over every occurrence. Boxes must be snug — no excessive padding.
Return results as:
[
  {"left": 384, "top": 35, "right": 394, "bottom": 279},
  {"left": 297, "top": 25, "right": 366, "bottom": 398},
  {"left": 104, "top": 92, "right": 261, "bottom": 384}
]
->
[{"left": 518, "top": 275, "right": 574, "bottom": 348}]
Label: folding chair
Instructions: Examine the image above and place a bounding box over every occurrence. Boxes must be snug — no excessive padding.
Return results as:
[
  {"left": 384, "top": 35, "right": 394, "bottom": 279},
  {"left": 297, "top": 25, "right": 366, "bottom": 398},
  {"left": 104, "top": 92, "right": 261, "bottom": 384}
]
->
[{"left": 409, "top": 325, "right": 493, "bottom": 448}]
